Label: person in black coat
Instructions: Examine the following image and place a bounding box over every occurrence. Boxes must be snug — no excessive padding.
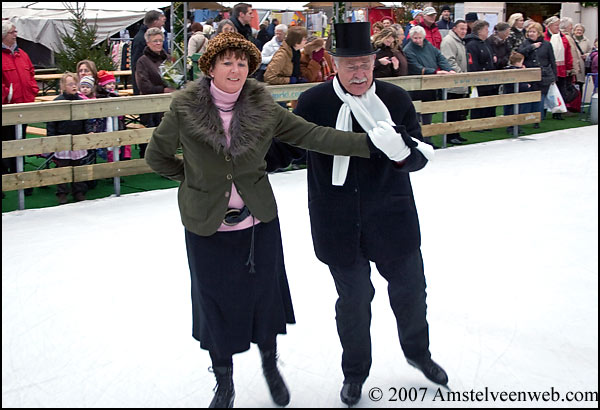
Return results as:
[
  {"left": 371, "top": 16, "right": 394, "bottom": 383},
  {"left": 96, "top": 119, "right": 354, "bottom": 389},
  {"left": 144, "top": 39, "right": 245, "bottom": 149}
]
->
[
  {"left": 518, "top": 22, "right": 557, "bottom": 124},
  {"left": 230, "top": 3, "right": 259, "bottom": 46},
  {"left": 266, "top": 22, "right": 448, "bottom": 407},
  {"left": 486, "top": 22, "right": 511, "bottom": 70},
  {"left": 131, "top": 10, "right": 165, "bottom": 95},
  {"left": 465, "top": 20, "right": 498, "bottom": 124}
]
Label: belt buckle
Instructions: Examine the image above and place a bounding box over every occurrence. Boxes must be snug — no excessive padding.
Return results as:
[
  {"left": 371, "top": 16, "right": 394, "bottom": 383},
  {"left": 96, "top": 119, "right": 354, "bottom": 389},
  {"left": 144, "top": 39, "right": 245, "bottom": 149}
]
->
[{"left": 223, "top": 208, "right": 242, "bottom": 226}]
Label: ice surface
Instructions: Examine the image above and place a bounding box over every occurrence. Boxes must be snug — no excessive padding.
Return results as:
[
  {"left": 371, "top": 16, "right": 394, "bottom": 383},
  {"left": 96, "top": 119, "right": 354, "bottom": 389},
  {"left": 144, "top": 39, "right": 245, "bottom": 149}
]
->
[{"left": 3, "top": 126, "right": 598, "bottom": 408}]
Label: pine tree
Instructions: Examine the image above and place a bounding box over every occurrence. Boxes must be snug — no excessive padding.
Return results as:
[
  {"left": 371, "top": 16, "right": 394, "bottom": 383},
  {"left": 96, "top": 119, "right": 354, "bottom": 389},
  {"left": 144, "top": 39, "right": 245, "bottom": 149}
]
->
[{"left": 54, "top": 2, "right": 115, "bottom": 73}]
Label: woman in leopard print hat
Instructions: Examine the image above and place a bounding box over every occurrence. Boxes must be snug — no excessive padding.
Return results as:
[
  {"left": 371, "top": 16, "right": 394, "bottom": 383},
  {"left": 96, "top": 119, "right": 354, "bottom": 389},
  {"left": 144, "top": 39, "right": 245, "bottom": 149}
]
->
[{"left": 145, "top": 31, "right": 391, "bottom": 408}]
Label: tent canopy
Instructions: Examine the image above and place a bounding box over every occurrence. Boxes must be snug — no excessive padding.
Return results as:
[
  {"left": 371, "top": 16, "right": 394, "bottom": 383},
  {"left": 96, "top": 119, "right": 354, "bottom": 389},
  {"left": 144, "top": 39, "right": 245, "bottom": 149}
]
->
[{"left": 3, "top": 2, "right": 171, "bottom": 52}]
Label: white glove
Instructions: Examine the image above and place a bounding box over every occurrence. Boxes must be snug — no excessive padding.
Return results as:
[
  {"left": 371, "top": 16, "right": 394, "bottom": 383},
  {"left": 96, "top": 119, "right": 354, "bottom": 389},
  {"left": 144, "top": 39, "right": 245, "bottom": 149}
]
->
[{"left": 367, "top": 120, "right": 411, "bottom": 162}]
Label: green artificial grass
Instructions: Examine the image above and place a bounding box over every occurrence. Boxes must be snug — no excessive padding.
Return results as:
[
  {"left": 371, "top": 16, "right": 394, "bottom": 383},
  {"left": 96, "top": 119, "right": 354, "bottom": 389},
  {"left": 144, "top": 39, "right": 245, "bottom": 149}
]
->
[{"left": 2, "top": 109, "right": 593, "bottom": 213}]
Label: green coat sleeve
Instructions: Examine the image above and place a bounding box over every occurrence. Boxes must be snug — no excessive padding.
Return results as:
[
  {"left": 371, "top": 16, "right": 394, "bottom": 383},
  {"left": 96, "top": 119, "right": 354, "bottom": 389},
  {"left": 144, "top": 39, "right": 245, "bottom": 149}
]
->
[
  {"left": 270, "top": 104, "right": 371, "bottom": 158},
  {"left": 144, "top": 101, "right": 185, "bottom": 182}
]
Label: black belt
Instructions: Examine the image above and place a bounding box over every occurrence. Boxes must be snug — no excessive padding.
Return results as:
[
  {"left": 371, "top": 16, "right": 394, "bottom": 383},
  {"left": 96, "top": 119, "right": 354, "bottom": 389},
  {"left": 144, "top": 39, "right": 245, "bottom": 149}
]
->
[{"left": 223, "top": 205, "right": 251, "bottom": 226}]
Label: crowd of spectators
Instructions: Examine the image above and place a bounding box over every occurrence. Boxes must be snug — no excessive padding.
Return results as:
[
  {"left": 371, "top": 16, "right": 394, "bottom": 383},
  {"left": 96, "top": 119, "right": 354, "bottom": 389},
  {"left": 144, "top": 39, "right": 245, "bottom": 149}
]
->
[{"left": 3, "top": 4, "right": 599, "bottom": 201}]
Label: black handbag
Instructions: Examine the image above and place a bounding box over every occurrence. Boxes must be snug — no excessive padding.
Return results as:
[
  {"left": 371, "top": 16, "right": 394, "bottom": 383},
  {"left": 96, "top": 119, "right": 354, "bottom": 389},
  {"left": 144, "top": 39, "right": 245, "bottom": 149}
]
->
[{"left": 563, "top": 81, "right": 579, "bottom": 103}]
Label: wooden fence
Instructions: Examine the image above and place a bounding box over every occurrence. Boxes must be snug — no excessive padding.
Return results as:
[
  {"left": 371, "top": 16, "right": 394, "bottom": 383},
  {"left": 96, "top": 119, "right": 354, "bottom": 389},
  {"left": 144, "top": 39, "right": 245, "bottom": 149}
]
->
[{"left": 3, "top": 68, "right": 541, "bottom": 205}]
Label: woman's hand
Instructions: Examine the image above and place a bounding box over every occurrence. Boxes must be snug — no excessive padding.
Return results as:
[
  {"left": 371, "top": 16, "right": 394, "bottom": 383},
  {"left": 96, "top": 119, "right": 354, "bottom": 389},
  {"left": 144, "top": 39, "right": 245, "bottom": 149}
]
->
[
  {"left": 378, "top": 57, "right": 391, "bottom": 66},
  {"left": 391, "top": 56, "right": 399, "bottom": 70},
  {"left": 164, "top": 87, "right": 176, "bottom": 93}
]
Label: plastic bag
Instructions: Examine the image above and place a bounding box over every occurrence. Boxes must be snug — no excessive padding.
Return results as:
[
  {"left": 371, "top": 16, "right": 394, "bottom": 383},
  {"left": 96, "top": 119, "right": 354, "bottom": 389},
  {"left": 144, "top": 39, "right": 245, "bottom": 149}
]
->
[
  {"left": 469, "top": 86, "right": 478, "bottom": 98},
  {"left": 545, "top": 83, "right": 567, "bottom": 113}
]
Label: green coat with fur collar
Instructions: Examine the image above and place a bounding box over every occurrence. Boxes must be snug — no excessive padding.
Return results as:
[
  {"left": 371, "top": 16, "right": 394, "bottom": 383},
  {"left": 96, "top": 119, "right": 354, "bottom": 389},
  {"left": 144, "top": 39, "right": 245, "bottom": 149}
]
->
[{"left": 145, "top": 77, "right": 371, "bottom": 236}]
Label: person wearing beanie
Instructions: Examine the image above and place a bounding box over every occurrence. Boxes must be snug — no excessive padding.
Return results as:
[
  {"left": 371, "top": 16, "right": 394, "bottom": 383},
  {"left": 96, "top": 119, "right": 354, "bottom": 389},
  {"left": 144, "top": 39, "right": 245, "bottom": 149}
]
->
[
  {"left": 97, "top": 70, "right": 117, "bottom": 94},
  {"left": 438, "top": 5, "right": 454, "bottom": 32},
  {"left": 403, "top": 9, "right": 423, "bottom": 47},
  {"left": 145, "top": 30, "right": 404, "bottom": 408},
  {"left": 78, "top": 75, "right": 96, "bottom": 99}
]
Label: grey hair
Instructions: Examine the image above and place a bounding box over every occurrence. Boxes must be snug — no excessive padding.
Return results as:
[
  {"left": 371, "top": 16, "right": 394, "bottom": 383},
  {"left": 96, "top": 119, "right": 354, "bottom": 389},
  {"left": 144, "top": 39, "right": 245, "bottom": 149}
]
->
[
  {"left": 216, "top": 19, "right": 237, "bottom": 34},
  {"left": 409, "top": 25, "right": 426, "bottom": 38},
  {"left": 275, "top": 24, "right": 288, "bottom": 33},
  {"left": 2, "top": 20, "right": 16, "bottom": 38},
  {"left": 144, "top": 27, "right": 164, "bottom": 42},
  {"left": 573, "top": 23, "right": 586, "bottom": 33},
  {"left": 559, "top": 17, "right": 573, "bottom": 31}
]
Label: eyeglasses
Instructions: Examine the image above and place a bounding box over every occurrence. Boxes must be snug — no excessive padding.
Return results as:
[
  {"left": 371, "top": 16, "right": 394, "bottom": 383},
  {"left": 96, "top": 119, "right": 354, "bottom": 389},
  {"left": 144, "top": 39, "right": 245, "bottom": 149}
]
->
[
  {"left": 149, "top": 39, "right": 163, "bottom": 44},
  {"left": 342, "top": 63, "right": 373, "bottom": 72}
]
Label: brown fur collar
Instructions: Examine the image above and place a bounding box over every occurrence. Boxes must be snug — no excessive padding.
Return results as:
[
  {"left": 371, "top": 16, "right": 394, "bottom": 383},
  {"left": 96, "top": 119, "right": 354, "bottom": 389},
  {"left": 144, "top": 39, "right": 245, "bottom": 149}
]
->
[{"left": 175, "top": 76, "right": 276, "bottom": 157}]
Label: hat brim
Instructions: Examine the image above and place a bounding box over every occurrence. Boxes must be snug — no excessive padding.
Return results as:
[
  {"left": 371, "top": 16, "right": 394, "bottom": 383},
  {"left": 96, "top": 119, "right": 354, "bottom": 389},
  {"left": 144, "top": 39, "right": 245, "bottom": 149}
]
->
[{"left": 328, "top": 49, "right": 378, "bottom": 57}]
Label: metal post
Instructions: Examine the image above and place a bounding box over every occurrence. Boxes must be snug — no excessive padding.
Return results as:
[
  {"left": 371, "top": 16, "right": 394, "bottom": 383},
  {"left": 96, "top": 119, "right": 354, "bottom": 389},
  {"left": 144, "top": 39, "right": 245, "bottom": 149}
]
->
[
  {"left": 183, "top": 2, "right": 188, "bottom": 83},
  {"left": 16, "top": 124, "right": 25, "bottom": 210},
  {"left": 513, "top": 82, "right": 519, "bottom": 138},
  {"left": 441, "top": 88, "right": 448, "bottom": 148},
  {"left": 112, "top": 116, "right": 121, "bottom": 196}
]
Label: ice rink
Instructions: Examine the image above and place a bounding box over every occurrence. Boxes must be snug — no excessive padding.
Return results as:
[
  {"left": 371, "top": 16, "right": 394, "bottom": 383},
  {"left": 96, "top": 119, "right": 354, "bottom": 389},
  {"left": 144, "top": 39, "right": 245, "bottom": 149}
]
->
[{"left": 3, "top": 126, "right": 598, "bottom": 408}]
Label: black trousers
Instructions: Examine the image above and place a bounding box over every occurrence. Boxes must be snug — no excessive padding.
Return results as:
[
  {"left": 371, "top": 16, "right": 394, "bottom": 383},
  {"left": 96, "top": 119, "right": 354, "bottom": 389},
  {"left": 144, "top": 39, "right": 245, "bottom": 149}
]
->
[
  {"left": 2, "top": 124, "right": 27, "bottom": 175},
  {"left": 446, "top": 93, "right": 469, "bottom": 139},
  {"left": 328, "top": 249, "right": 430, "bottom": 384},
  {"left": 471, "top": 86, "right": 499, "bottom": 120}
]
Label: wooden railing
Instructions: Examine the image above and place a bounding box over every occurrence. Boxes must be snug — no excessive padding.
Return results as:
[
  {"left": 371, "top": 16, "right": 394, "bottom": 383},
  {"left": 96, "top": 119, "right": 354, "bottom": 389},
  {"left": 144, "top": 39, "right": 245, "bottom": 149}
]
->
[{"left": 3, "top": 69, "right": 541, "bottom": 201}]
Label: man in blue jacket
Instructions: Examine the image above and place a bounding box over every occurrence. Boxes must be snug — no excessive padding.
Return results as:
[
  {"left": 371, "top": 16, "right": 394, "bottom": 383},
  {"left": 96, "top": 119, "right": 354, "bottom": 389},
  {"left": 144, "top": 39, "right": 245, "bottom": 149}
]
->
[{"left": 267, "top": 22, "right": 448, "bottom": 407}]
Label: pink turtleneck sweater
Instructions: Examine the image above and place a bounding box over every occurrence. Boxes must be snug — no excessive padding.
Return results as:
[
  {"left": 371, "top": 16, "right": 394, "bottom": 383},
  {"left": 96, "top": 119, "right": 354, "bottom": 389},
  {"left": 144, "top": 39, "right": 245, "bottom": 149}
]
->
[{"left": 211, "top": 81, "right": 261, "bottom": 232}]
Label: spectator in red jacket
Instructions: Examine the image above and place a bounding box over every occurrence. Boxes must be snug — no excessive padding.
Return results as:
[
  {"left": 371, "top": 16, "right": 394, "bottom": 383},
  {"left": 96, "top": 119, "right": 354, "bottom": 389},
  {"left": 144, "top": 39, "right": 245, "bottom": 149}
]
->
[
  {"left": 420, "top": 7, "right": 442, "bottom": 49},
  {"left": 544, "top": 16, "right": 572, "bottom": 120},
  {"left": 2, "top": 21, "right": 39, "bottom": 192}
]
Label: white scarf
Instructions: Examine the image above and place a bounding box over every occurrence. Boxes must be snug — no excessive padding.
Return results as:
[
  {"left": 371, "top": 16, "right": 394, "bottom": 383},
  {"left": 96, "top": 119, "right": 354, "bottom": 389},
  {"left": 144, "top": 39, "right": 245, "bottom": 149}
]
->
[
  {"left": 331, "top": 76, "right": 434, "bottom": 186},
  {"left": 550, "top": 32, "right": 565, "bottom": 66}
]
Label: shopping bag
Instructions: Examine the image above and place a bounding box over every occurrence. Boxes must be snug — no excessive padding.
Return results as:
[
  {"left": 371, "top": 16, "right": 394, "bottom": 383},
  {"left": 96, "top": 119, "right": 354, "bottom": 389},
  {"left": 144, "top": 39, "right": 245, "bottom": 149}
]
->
[
  {"left": 545, "top": 83, "right": 567, "bottom": 113},
  {"left": 469, "top": 86, "right": 478, "bottom": 98}
]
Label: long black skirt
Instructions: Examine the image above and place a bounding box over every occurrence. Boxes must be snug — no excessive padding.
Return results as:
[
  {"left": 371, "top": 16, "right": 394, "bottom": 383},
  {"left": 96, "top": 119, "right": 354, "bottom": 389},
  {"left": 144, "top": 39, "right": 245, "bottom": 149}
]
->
[{"left": 184, "top": 218, "right": 296, "bottom": 357}]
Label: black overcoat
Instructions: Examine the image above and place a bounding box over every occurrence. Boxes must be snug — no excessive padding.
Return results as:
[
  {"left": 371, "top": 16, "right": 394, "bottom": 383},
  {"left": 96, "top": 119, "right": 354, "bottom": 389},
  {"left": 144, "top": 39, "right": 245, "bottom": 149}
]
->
[
  {"left": 292, "top": 80, "right": 429, "bottom": 267},
  {"left": 518, "top": 37, "right": 557, "bottom": 94}
]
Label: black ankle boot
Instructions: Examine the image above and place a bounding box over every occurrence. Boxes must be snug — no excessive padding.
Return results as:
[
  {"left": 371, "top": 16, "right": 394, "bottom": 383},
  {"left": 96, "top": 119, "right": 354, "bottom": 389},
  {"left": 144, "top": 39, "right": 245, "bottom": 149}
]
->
[
  {"left": 407, "top": 356, "right": 449, "bottom": 386},
  {"left": 340, "top": 382, "right": 363, "bottom": 406},
  {"left": 260, "top": 347, "right": 290, "bottom": 406},
  {"left": 209, "top": 366, "right": 235, "bottom": 408}
]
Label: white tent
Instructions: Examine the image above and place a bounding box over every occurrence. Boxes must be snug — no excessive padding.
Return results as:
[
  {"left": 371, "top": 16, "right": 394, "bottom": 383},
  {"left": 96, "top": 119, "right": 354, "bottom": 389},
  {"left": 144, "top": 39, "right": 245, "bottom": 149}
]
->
[{"left": 2, "top": 2, "right": 171, "bottom": 53}]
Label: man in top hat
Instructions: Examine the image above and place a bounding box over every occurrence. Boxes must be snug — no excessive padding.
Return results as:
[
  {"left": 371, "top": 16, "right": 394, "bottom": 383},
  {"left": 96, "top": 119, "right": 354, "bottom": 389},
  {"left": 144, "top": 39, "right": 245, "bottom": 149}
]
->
[{"left": 266, "top": 22, "right": 448, "bottom": 406}]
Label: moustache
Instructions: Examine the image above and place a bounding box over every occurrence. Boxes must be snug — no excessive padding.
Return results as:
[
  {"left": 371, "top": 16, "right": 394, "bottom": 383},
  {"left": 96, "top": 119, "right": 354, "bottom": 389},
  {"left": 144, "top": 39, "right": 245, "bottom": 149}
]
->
[{"left": 349, "top": 77, "right": 368, "bottom": 84}]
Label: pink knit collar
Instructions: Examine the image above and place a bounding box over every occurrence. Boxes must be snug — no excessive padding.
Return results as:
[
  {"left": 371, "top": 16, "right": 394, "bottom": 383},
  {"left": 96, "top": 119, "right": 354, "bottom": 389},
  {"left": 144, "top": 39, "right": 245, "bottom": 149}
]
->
[{"left": 210, "top": 80, "right": 243, "bottom": 112}]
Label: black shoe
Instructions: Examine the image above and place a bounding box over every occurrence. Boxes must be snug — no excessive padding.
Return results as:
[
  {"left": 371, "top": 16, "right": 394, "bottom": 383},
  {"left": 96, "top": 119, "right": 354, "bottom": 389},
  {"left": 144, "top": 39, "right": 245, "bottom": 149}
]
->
[
  {"left": 456, "top": 136, "right": 468, "bottom": 142},
  {"left": 209, "top": 366, "right": 235, "bottom": 408},
  {"left": 533, "top": 123, "right": 540, "bottom": 129},
  {"left": 448, "top": 138, "right": 463, "bottom": 145},
  {"left": 340, "top": 382, "right": 362, "bottom": 406},
  {"left": 552, "top": 113, "right": 564, "bottom": 120},
  {"left": 407, "top": 357, "right": 449, "bottom": 386},
  {"left": 260, "top": 347, "right": 290, "bottom": 406}
]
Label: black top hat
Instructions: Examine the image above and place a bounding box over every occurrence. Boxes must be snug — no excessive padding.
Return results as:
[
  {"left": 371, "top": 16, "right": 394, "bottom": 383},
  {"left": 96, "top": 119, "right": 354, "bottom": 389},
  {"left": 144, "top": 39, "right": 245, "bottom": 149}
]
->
[{"left": 329, "top": 22, "right": 376, "bottom": 57}]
